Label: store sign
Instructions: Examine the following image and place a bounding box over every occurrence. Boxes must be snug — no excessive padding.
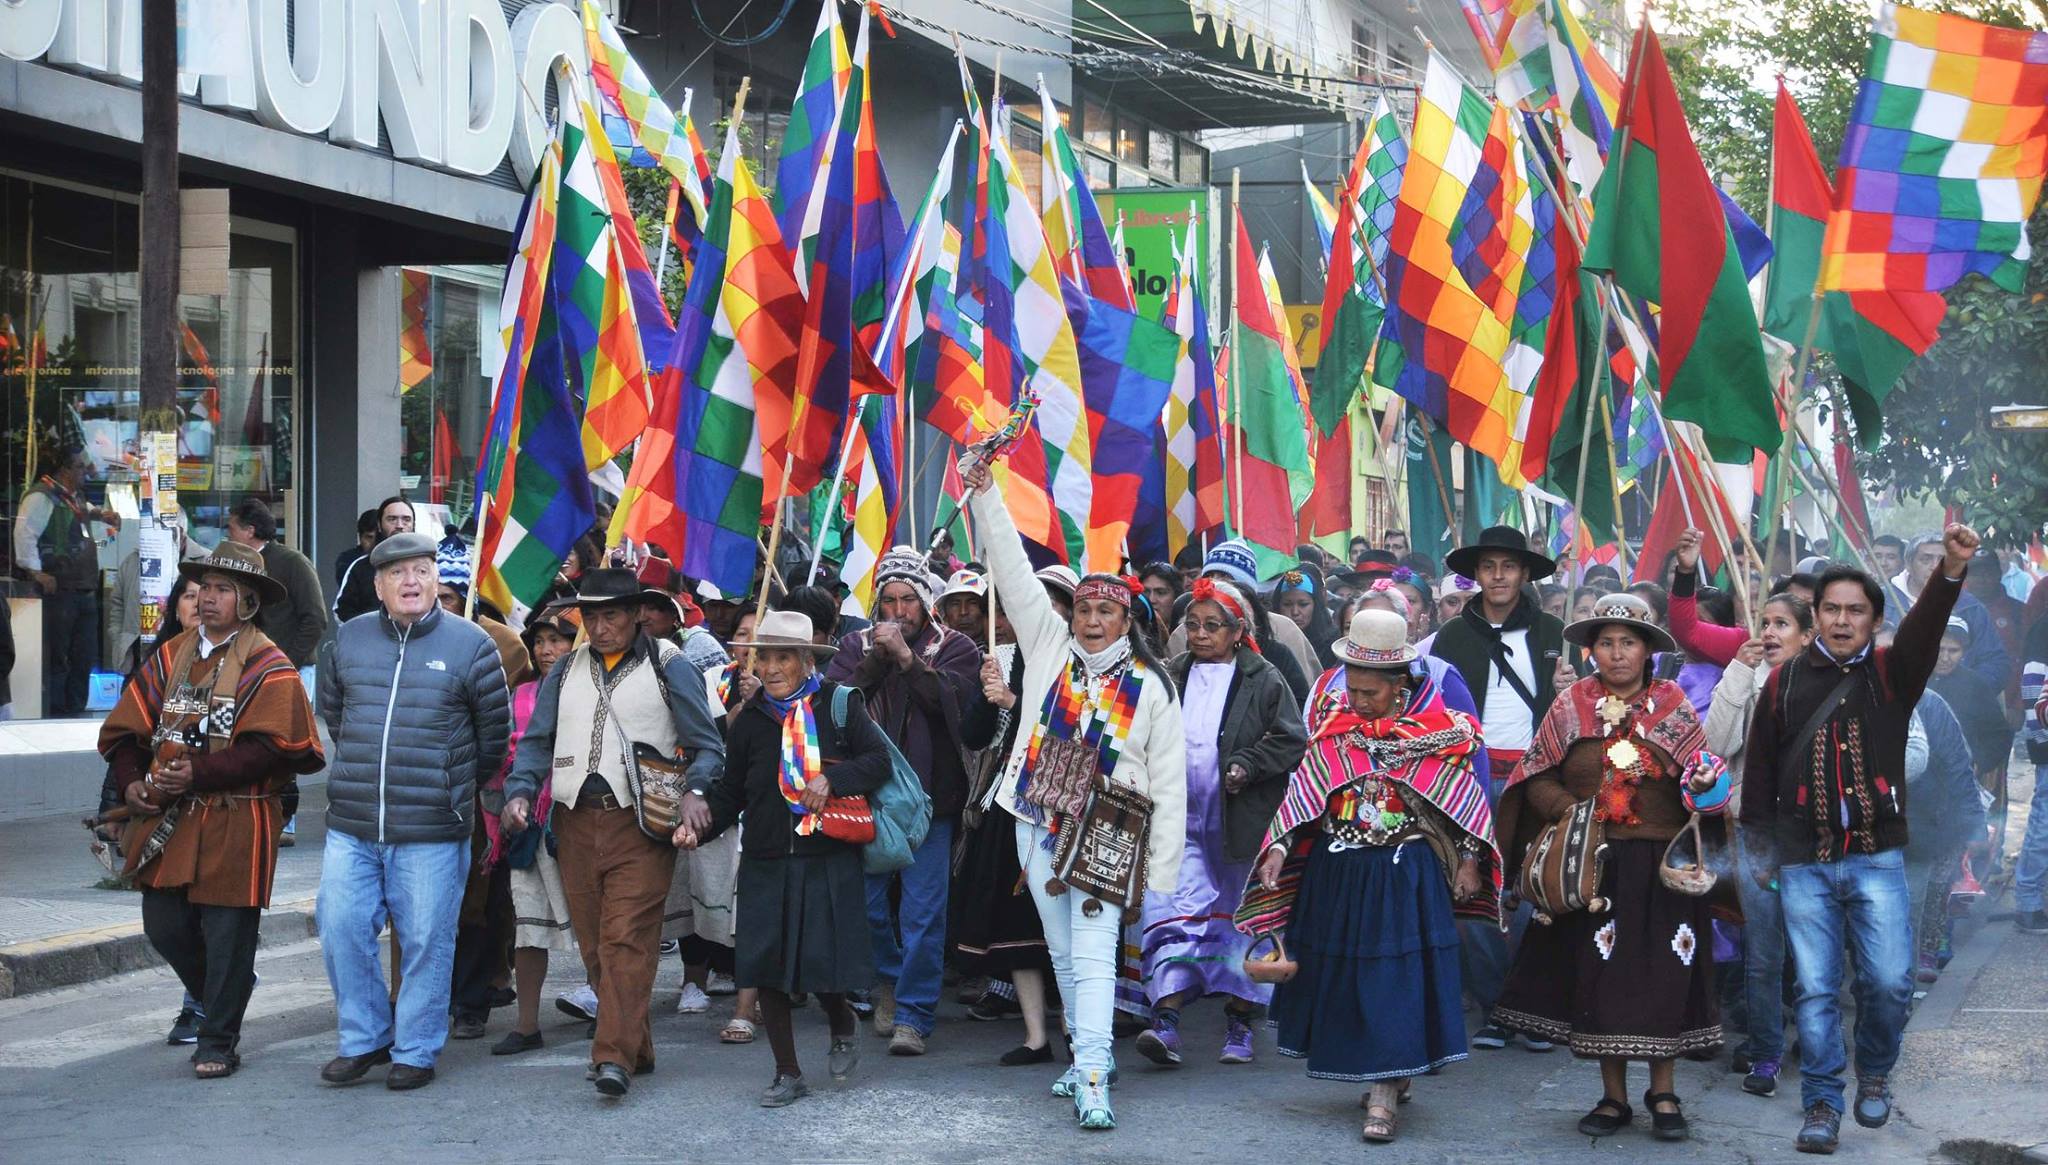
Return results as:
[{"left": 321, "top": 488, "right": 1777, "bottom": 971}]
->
[
  {"left": 0, "top": 0, "right": 584, "bottom": 181},
  {"left": 1097, "top": 187, "right": 1213, "bottom": 322}
]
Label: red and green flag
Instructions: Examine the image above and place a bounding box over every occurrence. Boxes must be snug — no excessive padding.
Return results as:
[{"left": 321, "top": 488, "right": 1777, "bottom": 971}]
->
[
  {"left": 1582, "top": 23, "right": 1778, "bottom": 462},
  {"left": 1764, "top": 81, "right": 1944, "bottom": 447}
]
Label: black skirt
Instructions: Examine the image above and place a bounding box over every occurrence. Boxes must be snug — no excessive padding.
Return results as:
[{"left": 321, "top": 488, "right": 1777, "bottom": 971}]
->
[
  {"left": 734, "top": 850, "right": 874, "bottom": 994},
  {"left": 951, "top": 811, "right": 1051, "bottom": 978},
  {"left": 1493, "top": 838, "right": 1722, "bottom": 1060}
]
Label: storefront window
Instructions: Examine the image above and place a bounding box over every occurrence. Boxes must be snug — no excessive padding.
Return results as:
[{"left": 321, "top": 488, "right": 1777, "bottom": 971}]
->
[
  {"left": 0, "top": 173, "right": 296, "bottom": 718},
  {"left": 397, "top": 267, "right": 501, "bottom": 537}
]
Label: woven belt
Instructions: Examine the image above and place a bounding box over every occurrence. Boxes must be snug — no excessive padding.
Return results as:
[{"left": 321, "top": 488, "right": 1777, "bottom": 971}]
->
[{"left": 1325, "top": 820, "right": 1426, "bottom": 850}]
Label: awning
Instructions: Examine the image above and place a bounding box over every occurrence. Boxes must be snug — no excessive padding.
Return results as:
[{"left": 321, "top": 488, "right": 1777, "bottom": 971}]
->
[{"left": 1075, "top": 0, "right": 1357, "bottom": 128}]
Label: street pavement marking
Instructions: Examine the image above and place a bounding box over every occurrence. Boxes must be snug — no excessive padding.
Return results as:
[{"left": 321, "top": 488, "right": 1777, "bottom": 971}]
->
[{"left": 1956, "top": 1007, "right": 2048, "bottom": 1013}]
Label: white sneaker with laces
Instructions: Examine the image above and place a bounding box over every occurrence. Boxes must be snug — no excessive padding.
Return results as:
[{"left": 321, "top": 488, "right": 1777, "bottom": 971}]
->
[
  {"left": 556, "top": 983, "right": 599, "bottom": 1021},
  {"left": 675, "top": 983, "right": 712, "bottom": 1014}
]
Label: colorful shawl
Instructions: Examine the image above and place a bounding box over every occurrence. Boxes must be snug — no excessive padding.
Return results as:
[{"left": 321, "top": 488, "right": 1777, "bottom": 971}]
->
[
  {"left": 765, "top": 675, "right": 824, "bottom": 833},
  {"left": 1013, "top": 654, "right": 1148, "bottom": 823},
  {"left": 1236, "top": 675, "right": 1500, "bottom": 936}
]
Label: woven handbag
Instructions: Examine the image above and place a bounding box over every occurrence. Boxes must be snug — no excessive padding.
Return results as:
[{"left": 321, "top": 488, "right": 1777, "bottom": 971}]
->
[
  {"left": 1022, "top": 736, "right": 1099, "bottom": 818},
  {"left": 1046, "top": 780, "right": 1153, "bottom": 918},
  {"left": 814, "top": 795, "right": 877, "bottom": 845},
  {"left": 1517, "top": 797, "right": 1610, "bottom": 924}
]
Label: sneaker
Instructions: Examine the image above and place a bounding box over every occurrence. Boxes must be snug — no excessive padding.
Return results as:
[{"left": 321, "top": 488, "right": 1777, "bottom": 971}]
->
[
  {"left": 555, "top": 984, "right": 598, "bottom": 1022},
  {"left": 829, "top": 1037, "right": 860, "bottom": 1080},
  {"left": 1135, "top": 1022, "right": 1183, "bottom": 1067},
  {"left": 847, "top": 989, "right": 874, "bottom": 1018},
  {"left": 870, "top": 983, "right": 897, "bottom": 1038},
  {"left": 1219, "top": 1016, "right": 1255, "bottom": 1064},
  {"left": 1796, "top": 1102, "right": 1841, "bottom": 1154},
  {"left": 1052, "top": 1065, "right": 1119, "bottom": 1098},
  {"left": 1915, "top": 952, "right": 1941, "bottom": 984},
  {"left": 705, "top": 971, "right": 738, "bottom": 997},
  {"left": 1519, "top": 1031, "right": 1556, "bottom": 1053},
  {"left": 955, "top": 974, "right": 989, "bottom": 1004},
  {"left": 888, "top": 1025, "right": 926, "bottom": 1056},
  {"left": 2015, "top": 909, "right": 2048, "bottom": 934},
  {"left": 968, "top": 993, "right": 1021, "bottom": 1022},
  {"left": 1853, "top": 1077, "right": 1891, "bottom": 1129},
  {"left": 1471, "top": 1023, "right": 1510, "bottom": 1049},
  {"left": 167, "top": 1007, "right": 202, "bottom": 1046},
  {"left": 1075, "top": 1070, "right": 1116, "bottom": 1130},
  {"left": 450, "top": 1014, "right": 487, "bottom": 1040},
  {"left": 660, "top": 938, "right": 681, "bottom": 956},
  {"left": 675, "top": 983, "right": 711, "bottom": 1014},
  {"left": 1742, "top": 1058, "right": 1780, "bottom": 1097},
  {"left": 759, "top": 1074, "right": 809, "bottom": 1108}
]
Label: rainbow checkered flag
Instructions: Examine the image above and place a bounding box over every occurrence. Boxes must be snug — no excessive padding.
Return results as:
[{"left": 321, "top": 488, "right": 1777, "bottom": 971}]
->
[{"left": 1822, "top": 3, "right": 2048, "bottom": 294}]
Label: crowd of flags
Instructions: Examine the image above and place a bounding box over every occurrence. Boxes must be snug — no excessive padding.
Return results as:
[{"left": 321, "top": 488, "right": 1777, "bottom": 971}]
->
[{"left": 471, "top": 0, "right": 2048, "bottom": 619}]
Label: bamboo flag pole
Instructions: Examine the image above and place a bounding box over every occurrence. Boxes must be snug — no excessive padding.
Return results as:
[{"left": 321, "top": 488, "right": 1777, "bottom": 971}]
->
[{"left": 1229, "top": 167, "right": 1245, "bottom": 539}]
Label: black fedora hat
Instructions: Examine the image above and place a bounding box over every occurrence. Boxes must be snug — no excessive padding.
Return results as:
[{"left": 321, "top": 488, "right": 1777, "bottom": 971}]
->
[
  {"left": 1445, "top": 526, "right": 1557, "bottom": 582},
  {"left": 571, "top": 568, "right": 644, "bottom": 609}
]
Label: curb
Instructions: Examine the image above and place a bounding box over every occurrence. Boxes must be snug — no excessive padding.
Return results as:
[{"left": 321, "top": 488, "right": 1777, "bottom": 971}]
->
[{"left": 0, "top": 896, "right": 318, "bottom": 999}]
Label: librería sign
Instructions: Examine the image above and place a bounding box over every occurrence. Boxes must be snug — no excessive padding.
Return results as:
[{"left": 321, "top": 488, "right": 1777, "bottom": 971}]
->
[{"left": 0, "top": 0, "right": 589, "bottom": 181}]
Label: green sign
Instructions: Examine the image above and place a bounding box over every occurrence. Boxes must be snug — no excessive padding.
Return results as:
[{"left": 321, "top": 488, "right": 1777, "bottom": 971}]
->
[{"left": 1097, "top": 187, "right": 1214, "bottom": 323}]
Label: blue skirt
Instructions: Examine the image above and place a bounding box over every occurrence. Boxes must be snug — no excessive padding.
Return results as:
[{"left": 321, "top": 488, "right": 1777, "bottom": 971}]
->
[{"left": 1271, "top": 839, "right": 1468, "bottom": 1081}]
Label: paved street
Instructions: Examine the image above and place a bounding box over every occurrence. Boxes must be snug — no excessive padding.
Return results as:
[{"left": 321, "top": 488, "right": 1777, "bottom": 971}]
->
[
  {"left": 2, "top": 898, "right": 2044, "bottom": 1163},
  {"left": 1, "top": 769, "right": 2043, "bottom": 1163}
]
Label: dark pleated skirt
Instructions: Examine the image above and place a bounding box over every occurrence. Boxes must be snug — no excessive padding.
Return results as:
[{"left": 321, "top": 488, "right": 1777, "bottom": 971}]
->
[
  {"left": 1271, "top": 840, "right": 1468, "bottom": 1082},
  {"left": 734, "top": 850, "right": 874, "bottom": 995},
  {"left": 950, "top": 810, "right": 1051, "bottom": 978},
  {"left": 1493, "top": 838, "right": 1722, "bottom": 1060}
]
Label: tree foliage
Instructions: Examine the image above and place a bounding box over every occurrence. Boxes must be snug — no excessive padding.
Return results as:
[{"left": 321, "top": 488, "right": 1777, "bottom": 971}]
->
[{"left": 1659, "top": 0, "right": 2048, "bottom": 546}]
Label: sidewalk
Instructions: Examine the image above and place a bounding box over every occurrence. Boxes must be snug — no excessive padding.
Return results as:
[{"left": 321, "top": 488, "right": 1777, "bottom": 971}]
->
[{"left": 0, "top": 781, "right": 329, "bottom": 998}]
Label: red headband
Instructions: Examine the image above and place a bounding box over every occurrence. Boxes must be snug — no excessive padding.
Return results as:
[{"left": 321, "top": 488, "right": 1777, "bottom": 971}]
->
[
  {"left": 1073, "top": 577, "right": 1137, "bottom": 609},
  {"left": 1188, "top": 578, "right": 1262, "bottom": 653}
]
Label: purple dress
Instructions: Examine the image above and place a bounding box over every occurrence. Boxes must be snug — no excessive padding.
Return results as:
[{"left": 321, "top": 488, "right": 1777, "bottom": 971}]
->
[{"left": 1139, "top": 662, "right": 1269, "bottom": 1005}]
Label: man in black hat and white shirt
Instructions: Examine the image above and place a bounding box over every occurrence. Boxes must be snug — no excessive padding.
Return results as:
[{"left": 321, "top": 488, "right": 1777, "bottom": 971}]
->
[
  {"left": 502, "top": 568, "right": 724, "bottom": 1098},
  {"left": 1429, "top": 524, "right": 1566, "bottom": 1054}
]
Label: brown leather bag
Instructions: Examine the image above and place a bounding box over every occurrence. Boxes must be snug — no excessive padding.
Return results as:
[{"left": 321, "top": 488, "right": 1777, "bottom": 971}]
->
[{"left": 1517, "top": 797, "right": 1610, "bottom": 924}]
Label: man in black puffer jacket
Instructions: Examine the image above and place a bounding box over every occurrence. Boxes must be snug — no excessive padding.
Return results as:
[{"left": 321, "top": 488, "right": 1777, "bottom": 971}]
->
[{"left": 314, "top": 532, "right": 510, "bottom": 1092}]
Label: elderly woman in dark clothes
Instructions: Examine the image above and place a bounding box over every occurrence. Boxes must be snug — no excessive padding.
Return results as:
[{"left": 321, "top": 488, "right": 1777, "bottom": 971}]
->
[
  {"left": 675, "top": 611, "right": 895, "bottom": 1108},
  {"left": 1491, "top": 594, "right": 1731, "bottom": 1143}
]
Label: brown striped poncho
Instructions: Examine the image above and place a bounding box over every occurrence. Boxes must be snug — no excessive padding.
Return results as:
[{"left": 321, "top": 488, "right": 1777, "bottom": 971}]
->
[{"left": 99, "top": 625, "right": 324, "bottom": 908}]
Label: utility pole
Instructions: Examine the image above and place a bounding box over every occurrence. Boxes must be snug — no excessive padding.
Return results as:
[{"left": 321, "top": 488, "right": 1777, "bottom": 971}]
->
[{"left": 139, "top": 0, "right": 178, "bottom": 422}]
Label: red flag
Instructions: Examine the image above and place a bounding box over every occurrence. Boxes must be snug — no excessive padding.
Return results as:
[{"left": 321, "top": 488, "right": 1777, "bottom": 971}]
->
[
  {"left": 1303, "top": 416, "right": 1351, "bottom": 539},
  {"left": 1518, "top": 221, "right": 1583, "bottom": 483},
  {"left": 1635, "top": 440, "right": 1740, "bottom": 583}
]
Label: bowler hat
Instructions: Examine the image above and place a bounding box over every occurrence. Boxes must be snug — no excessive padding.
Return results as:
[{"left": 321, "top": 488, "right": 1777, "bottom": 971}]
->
[
  {"left": 1445, "top": 526, "right": 1557, "bottom": 583},
  {"left": 1332, "top": 609, "right": 1419, "bottom": 670},
  {"left": 1563, "top": 592, "right": 1675, "bottom": 654}
]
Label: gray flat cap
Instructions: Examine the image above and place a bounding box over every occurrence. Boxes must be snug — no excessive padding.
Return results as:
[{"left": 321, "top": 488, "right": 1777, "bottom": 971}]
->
[{"left": 369, "top": 531, "right": 437, "bottom": 568}]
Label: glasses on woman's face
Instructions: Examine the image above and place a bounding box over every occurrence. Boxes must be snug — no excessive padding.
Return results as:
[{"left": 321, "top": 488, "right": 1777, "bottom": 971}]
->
[{"left": 1182, "top": 617, "right": 1230, "bottom": 635}]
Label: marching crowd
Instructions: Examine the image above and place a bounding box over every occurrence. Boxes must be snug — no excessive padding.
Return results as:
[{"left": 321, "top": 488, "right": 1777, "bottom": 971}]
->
[{"left": 88, "top": 471, "right": 2048, "bottom": 1156}]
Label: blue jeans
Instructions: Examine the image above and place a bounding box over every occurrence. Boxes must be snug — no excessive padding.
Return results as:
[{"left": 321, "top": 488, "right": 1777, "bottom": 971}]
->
[
  {"left": 1019, "top": 817, "right": 1121, "bottom": 1073},
  {"left": 1779, "top": 850, "right": 1914, "bottom": 1112},
  {"left": 1734, "top": 862, "right": 1787, "bottom": 1063},
  {"left": 866, "top": 817, "right": 954, "bottom": 1037},
  {"left": 317, "top": 830, "right": 469, "bottom": 1069},
  {"left": 2015, "top": 764, "right": 2048, "bottom": 912}
]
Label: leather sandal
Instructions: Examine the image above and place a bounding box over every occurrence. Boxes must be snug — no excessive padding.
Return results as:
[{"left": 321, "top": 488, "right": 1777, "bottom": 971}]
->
[
  {"left": 1577, "top": 1097, "right": 1633, "bottom": 1137},
  {"left": 1361, "top": 1103, "right": 1398, "bottom": 1143},
  {"left": 1643, "top": 1090, "right": 1689, "bottom": 1141},
  {"left": 1360, "top": 1078, "right": 1414, "bottom": 1108},
  {"left": 193, "top": 1053, "right": 238, "bottom": 1080}
]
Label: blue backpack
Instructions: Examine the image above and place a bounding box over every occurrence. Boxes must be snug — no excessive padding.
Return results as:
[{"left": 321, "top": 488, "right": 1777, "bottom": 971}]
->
[{"left": 829, "top": 684, "right": 932, "bottom": 875}]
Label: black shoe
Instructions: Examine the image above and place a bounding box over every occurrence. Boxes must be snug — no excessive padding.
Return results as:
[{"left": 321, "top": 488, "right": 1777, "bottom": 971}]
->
[
  {"left": 968, "top": 993, "right": 1022, "bottom": 1022},
  {"left": 1576, "top": 1097, "right": 1633, "bottom": 1137},
  {"left": 1796, "top": 1102, "right": 1841, "bottom": 1154},
  {"left": 1731, "top": 1054, "right": 1754, "bottom": 1075},
  {"left": 1853, "top": 1077, "right": 1892, "bottom": 1128},
  {"left": 491, "top": 1030, "right": 543, "bottom": 1056},
  {"left": 320, "top": 1046, "right": 393, "bottom": 1084},
  {"left": 487, "top": 986, "right": 517, "bottom": 1010},
  {"left": 1000, "top": 1043, "right": 1054, "bottom": 1066},
  {"left": 2015, "top": 909, "right": 2048, "bottom": 934},
  {"left": 450, "top": 1014, "right": 488, "bottom": 1040},
  {"left": 386, "top": 1064, "right": 435, "bottom": 1091},
  {"left": 1471, "top": 1023, "right": 1510, "bottom": 1049},
  {"left": 1644, "top": 1090, "right": 1689, "bottom": 1141},
  {"left": 829, "top": 1037, "right": 860, "bottom": 1080},
  {"left": 593, "top": 1062, "right": 630, "bottom": 1097},
  {"left": 167, "top": 1008, "right": 201, "bottom": 1046}
]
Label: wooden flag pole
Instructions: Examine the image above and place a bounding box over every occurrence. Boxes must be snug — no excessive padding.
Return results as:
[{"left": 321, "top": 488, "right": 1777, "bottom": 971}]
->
[{"left": 1229, "top": 168, "right": 1245, "bottom": 540}]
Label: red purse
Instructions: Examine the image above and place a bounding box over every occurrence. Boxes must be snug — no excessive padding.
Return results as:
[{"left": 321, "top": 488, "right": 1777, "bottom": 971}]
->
[{"left": 814, "top": 795, "right": 876, "bottom": 844}]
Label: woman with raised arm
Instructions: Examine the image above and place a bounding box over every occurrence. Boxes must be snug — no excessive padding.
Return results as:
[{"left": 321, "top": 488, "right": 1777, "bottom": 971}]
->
[{"left": 965, "top": 457, "right": 1185, "bottom": 1132}]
